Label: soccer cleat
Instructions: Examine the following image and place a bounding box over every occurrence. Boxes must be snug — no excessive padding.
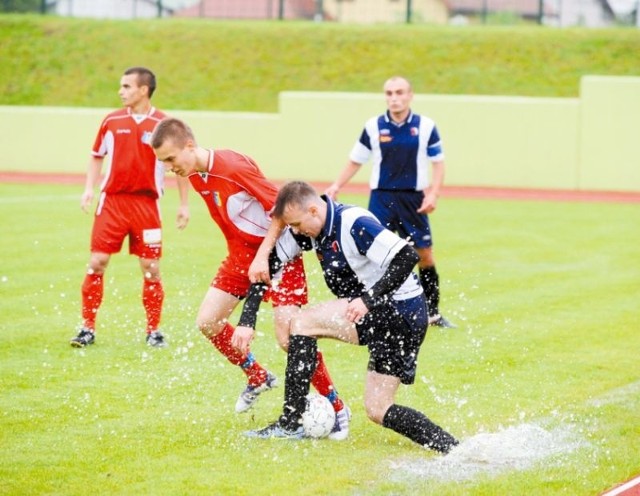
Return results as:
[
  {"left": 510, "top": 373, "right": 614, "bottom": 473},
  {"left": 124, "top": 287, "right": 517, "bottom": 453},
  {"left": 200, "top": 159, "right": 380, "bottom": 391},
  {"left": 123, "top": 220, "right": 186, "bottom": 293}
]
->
[
  {"left": 429, "top": 314, "right": 457, "bottom": 328},
  {"left": 328, "top": 405, "right": 351, "bottom": 441},
  {"left": 235, "top": 372, "right": 278, "bottom": 413},
  {"left": 244, "top": 421, "right": 305, "bottom": 439},
  {"left": 70, "top": 327, "right": 95, "bottom": 348},
  {"left": 146, "top": 330, "right": 167, "bottom": 348}
]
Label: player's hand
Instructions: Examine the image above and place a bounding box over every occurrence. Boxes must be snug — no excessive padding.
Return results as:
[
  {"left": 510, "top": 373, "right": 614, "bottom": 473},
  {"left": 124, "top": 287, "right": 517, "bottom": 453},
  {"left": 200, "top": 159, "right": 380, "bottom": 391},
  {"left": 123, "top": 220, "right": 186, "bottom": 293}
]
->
[
  {"left": 417, "top": 191, "right": 437, "bottom": 214},
  {"left": 324, "top": 183, "right": 340, "bottom": 200},
  {"left": 249, "top": 256, "right": 271, "bottom": 284},
  {"left": 176, "top": 205, "right": 190, "bottom": 230},
  {"left": 80, "top": 190, "right": 94, "bottom": 213},
  {"left": 345, "top": 298, "right": 369, "bottom": 324},
  {"left": 231, "top": 325, "right": 255, "bottom": 355}
]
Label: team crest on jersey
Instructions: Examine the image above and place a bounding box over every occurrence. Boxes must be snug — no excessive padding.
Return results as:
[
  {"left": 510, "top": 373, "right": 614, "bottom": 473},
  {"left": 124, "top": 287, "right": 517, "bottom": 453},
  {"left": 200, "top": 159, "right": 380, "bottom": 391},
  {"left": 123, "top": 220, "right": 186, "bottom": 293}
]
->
[
  {"left": 213, "top": 191, "right": 222, "bottom": 206},
  {"left": 141, "top": 131, "right": 153, "bottom": 144},
  {"left": 331, "top": 241, "right": 340, "bottom": 252},
  {"left": 410, "top": 127, "right": 419, "bottom": 136}
]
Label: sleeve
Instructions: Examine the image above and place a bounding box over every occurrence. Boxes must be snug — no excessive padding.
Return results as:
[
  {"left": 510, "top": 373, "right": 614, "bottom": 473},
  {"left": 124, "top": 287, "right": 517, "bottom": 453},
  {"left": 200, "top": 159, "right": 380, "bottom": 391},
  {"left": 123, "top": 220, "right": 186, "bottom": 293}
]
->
[
  {"left": 360, "top": 244, "right": 419, "bottom": 310},
  {"left": 91, "top": 119, "right": 108, "bottom": 157},
  {"left": 274, "top": 227, "right": 309, "bottom": 266},
  {"left": 350, "top": 215, "right": 407, "bottom": 268},
  {"left": 348, "top": 126, "right": 372, "bottom": 164},
  {"left": 228, "top": 153, "right": 279, "bottom": 212},
  {"left": 427, "top": 125, "right": 444, "bottom": 161}
]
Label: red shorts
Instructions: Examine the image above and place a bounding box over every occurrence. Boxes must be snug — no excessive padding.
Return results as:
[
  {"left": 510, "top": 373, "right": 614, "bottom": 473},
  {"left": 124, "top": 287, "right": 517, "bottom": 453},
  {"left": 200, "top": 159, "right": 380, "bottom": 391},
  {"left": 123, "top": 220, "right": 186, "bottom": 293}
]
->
[
  {"left": 91, "top": 193, "right": 162, "bottom": 259},
  {"left": 212, "top": 254, "right": 308, "bottom": 307}
]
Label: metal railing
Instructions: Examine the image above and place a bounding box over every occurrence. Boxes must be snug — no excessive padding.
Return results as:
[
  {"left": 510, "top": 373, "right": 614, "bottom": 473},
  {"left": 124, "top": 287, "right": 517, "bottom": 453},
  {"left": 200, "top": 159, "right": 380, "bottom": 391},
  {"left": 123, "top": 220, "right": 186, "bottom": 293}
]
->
[{"left": 2, "top": 0, "right": 638, "bottom": 28}]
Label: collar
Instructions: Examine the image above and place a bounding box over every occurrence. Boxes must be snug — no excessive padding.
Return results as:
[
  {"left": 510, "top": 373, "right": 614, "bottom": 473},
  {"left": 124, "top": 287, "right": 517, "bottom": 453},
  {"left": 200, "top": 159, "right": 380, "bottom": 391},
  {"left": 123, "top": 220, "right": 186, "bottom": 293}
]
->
[
  {"left": 319, "top": 194, "right": 335, "bottom": 242},
  {"left": 384, "top": 109, "right": 414, "bottom": 127},
  {"left": 207, "top": 149, "right": 215, "bottom": 173},
  {"left": 127, "top": 106, "right": 155, "bottom": 118}
]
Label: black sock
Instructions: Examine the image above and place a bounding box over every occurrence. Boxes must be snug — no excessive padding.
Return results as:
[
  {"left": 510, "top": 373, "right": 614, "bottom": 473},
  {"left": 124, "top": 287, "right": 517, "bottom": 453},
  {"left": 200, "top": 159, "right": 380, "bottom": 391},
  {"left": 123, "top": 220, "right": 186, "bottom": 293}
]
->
[
  {"left": 279, "top": 335, "right": 317, "bottom": 430},
  {"left": 382, "top": 404, "right": 458, "bottom": 453},
  {"left": 419, "top": 266, "right": 440, "bottom": 318}
]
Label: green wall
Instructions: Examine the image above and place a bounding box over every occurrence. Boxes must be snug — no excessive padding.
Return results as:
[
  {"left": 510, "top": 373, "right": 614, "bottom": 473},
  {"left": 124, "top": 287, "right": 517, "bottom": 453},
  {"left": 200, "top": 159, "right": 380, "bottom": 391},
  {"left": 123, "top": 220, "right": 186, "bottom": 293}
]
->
[{"left": 1, "top": 75, "right": 638, "bottom": 192}]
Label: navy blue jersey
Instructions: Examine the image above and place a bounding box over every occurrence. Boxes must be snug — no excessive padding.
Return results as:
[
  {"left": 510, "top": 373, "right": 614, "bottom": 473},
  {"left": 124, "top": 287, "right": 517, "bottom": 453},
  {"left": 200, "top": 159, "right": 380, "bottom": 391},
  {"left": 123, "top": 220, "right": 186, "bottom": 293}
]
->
[
  {"left": 349, "top": 111, "right": 443, "bottom": 191},
  {"left": 274, "top": 197, "right": 423, "bottom": 301}
]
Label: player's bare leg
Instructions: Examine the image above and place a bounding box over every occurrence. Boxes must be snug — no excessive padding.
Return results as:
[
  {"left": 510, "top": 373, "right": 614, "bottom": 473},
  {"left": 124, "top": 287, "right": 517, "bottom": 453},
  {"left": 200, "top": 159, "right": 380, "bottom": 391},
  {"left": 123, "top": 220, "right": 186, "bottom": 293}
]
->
[
  {"left": 274, "top": 304, "right": 349, "bottom": 439},
  {"left": 368, "top": 370, "right": 458, "bottom": 453},
  {"left": 198, "top": 287, "right": 275, "bottom": 412}
]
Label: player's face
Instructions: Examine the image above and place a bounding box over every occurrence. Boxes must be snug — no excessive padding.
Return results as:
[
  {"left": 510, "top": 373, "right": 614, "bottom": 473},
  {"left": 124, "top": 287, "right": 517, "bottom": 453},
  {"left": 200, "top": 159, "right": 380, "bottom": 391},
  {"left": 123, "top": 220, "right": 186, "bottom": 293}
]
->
[
  {"left": 384, "top": 79, "right": 412, "bottom": 117},
  {"left": 154, "top": 139, "right": 197, "bottom": 177},
  {"left": 282, "top": 204, "right": 323, "bottom": 238},
  {"left": 118, "top": 74, "right": 147, "bottom": 108}
]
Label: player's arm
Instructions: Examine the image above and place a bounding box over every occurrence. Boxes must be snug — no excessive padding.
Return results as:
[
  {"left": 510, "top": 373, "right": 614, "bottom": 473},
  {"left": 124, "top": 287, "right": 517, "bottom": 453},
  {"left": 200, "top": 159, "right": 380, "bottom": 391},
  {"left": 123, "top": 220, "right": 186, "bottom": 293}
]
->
[
  {"left": 361, "top": 244, "right": 419, "bottom": 309},
  {"left": 81, "top": 156, "right": 103, "bottom": 213},
  {"left": 175, "top": 175, "right": 190, "bottom": 230},
  {"left": 325, "top": 160, "right": 363, "bottom": 200},
  {"left": 420, "top": 159, "right": 445, "bottom": 214},
  {"left": 419, "top": 126, "right": 445, "bottom": 214},
  {"left": 232, "top": 251, "right": 284, "bottom": 354},
  {"left": 345, "top": 244, "right": 419, "bottom": 324},
  {"left": 248, "top": 216, "right": 286, "bottom": 284}
]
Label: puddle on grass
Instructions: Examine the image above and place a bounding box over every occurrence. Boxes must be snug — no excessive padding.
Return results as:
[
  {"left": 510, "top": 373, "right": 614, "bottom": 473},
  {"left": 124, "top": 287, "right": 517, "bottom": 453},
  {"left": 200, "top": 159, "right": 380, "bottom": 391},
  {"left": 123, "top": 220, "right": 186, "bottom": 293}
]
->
[{"left": 390, "top": 423, "right": 586, "bottom": 483}]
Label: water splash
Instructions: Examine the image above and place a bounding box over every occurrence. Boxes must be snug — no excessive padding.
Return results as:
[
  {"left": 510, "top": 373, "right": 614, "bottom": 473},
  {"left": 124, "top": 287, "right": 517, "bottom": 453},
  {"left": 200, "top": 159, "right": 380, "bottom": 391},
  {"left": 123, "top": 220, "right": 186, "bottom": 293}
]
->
[{"left": 391, "top": 423, "right": 586, "bottom": 482}]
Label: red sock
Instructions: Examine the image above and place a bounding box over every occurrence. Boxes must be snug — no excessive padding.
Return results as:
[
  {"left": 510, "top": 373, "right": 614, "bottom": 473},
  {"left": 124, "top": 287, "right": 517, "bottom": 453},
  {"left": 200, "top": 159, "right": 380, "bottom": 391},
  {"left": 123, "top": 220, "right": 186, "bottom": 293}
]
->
[
  {"left": 311, "top": 351, "right": 344, "bottom": 412},
  {"left": 210, "top": 323, "right": 267, "bottom": 386},
  {"left": 142, "top": 278, "right": 164, "bottom": 333},
  {"left": 81, "top": 272, "right": 103, "bottom": 330}
]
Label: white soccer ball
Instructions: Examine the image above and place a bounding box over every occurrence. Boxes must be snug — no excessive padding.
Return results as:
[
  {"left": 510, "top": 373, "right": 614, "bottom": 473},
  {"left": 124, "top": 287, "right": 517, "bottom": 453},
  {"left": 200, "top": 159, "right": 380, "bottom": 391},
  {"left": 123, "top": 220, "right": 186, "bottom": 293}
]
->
[{"left": 301, "top": 393, "right": 336, "bottom": 439}]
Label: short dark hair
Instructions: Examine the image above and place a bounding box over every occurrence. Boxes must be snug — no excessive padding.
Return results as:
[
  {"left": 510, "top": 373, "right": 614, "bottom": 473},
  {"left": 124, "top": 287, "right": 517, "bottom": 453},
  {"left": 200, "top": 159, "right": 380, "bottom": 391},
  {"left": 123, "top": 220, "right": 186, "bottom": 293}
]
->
[
  {"left": 273, "top": 181, "right": 318, "bottom": 218},
  {"left": 124, "top": 66, "right": 157, "bottom": 97},
  {"left": 150, "top": 117, "right": 195, "bottom": 149}
]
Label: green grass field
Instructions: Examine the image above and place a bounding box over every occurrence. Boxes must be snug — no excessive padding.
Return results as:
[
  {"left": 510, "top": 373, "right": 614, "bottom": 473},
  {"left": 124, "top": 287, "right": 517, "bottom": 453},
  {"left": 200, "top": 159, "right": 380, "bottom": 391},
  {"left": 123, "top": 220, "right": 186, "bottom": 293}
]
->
[{"left": 1, "top": 182, "right": 638, "bottom": 495}]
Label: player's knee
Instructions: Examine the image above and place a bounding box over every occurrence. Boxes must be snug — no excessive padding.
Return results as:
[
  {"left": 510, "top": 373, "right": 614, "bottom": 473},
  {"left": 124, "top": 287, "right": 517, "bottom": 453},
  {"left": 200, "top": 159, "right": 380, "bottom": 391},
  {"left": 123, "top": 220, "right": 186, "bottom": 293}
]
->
[{"left": 195, "top": 317, "right": 221, "bottom": 339}]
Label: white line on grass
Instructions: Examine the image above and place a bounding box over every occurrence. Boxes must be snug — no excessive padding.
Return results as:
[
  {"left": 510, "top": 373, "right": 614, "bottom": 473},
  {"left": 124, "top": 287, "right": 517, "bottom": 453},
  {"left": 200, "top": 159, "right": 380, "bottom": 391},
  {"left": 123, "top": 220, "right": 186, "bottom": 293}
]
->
[
  {"left": 0, "top": 195, "right": 78, "bottom": 204},
  {"left": 600, "top": 475, "right": 640, "bottom": 496}
]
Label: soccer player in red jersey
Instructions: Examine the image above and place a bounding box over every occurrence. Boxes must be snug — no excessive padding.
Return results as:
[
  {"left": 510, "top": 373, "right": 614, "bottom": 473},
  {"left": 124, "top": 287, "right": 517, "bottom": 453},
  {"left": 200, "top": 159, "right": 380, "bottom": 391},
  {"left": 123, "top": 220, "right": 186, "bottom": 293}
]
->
[
  {"left": 150, "top": 118, "right": 349, "bottom": 428},
  {"left": 70, "top": 67, "right": 190, "bottom": 349}
]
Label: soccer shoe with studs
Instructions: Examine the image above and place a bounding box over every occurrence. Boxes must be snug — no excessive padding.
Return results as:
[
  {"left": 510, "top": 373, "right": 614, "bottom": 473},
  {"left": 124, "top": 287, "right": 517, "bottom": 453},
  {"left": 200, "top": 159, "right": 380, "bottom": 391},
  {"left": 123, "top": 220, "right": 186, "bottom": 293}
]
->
[
  {"left": 429, "top": 314, "right": 457, "bottom": 329},
  {"left": 146, "top": 330, "right": 167, "bottom": 348},
  {"left": 244, "top": 421, "right": 305, "bottom": 439},
  {"left": 235, "top": 371, "right": 278, "bottom": 413},
  {"left": 328, "top": 405, "right": 351, "bottom": 441},
  {"left": 70, "top": 327, "right": 95, "bottom": 348}
]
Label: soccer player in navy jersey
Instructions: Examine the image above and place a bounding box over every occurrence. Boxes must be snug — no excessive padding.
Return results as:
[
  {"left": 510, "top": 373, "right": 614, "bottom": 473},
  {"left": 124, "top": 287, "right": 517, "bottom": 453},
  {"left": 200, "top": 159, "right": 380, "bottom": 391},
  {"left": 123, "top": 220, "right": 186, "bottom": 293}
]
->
[
  {"left": 326, "top": 76, "right": 455, "bottom": 328},
  {"left": 238, "top": 181, "right": 458, "bottom": 453}
]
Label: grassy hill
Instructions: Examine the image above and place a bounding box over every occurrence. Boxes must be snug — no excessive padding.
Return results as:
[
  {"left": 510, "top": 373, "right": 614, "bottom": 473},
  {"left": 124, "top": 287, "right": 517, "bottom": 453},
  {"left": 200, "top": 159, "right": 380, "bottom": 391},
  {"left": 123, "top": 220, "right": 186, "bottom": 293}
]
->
[{"left": 1, "top": 14, "right": 640, "bottom": 112}]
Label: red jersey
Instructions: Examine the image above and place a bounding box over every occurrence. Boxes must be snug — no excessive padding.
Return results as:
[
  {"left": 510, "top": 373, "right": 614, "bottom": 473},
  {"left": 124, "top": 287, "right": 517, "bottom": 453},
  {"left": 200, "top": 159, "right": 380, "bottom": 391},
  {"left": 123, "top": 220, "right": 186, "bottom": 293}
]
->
[
  {"left": 92, "top": 107, "right": 166, "bottom": 199},
  {"left": 188, "top": 149, "right": 278, "bottom": 252}
]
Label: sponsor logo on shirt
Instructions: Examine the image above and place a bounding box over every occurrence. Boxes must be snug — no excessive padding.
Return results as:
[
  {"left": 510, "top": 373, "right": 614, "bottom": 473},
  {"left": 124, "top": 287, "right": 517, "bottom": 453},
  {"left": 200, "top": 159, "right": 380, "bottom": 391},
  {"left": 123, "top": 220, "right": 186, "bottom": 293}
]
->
[
  {"left": 380, "top": 129, "right": 390, "bottom": 135},
  {"left": 380, "top": 136, "right": 393, "bottom": 143},
  {"left": 141, "top": 131, "right": 153, "bottom": 144},
  {"left": 116, "top": 129, "right": 131, "bottom": 134}
]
